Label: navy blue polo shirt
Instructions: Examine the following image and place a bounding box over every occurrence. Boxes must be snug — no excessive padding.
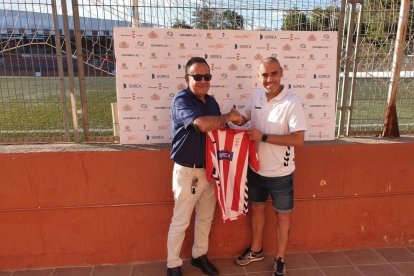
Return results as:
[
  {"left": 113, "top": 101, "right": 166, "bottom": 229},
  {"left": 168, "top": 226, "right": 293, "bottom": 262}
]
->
[{"left": 170, "top": 87, "right": 221, "bottom": 166}]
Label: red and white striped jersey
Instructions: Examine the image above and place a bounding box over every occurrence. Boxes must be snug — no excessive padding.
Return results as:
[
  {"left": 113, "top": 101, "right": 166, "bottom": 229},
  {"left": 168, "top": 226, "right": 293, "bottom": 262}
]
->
[{"left": 206, "top": 128, "right": 259, "bottom": 222}]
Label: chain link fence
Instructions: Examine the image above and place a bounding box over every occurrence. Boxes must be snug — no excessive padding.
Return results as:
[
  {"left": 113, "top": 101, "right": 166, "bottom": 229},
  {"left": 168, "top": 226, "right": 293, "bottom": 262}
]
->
[{"left": 0, "top": 0, "right": 413, "bottom": 143}]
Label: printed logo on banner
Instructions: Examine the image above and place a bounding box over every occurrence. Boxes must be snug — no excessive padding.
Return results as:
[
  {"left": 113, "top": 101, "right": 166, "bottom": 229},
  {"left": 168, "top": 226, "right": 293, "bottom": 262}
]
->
[
  {"left": 178, "top": 43, "right": 186, "bottom": 49},
  {"left": 205, "top": 54, "right": 222, "bottom": 59},
  {"left": 151, "top": 74, "right": 170, "bottom": 79},
  {"left": 158, "top": 124, "right": 169, "bottom": 130},
  {"left": 210, "top": 64, "right": 222, "bottom": 70},
  {"left": 321, "top": 92, "right": 330, "bottom": 99},
  {"left": 259, "top": 33, "right": 278, "bottom": 40},
  {"left": 205, "top": 32, "right": 213, "bottom": 39},
  {"left": 282, "top": 44, "right": 292, "bottom": 51},
  {"left": 164, "top": 31, "right": 174, "bottom": 39},
  {"left": 123, "top": 73, "right": 144, "bottom": 78},
  {"left": 234, "top": 44, "right": 251, "bottom": 49},
  {"left": 322, "top": 53, "right": 332, "bottom": 60},
  {"left": 150, "top": 43, "right": 173, "bottom": 48},
  {"left": 154, "top": 106, "right": 171, "bottom": 110},
  {"left": 122, "top": 104, "right": 132, "bottom": 111},
  {"left": 314, "top": 74, "right": 331, "bottom": 79},
  {"left": 119, "top": 41, "right": 129, "bottom": 48},
  {"left": 208, "top": 43, "right": 228, "bottom": 49},
  {"left": 218, "top": 32, "right": 228, "bottom": 39},
  {"left": 152, "top": 63, "right": 173, "bottom": 70},
  {"left": 307, "top": 34, "right": 317, "bottom": 41},
  {"left": 164, "top": 52, "right": 174, "bottom": 59},
  {"left": 305, "top": 93, "right": 315, "bottom": 99},
  {"left": 298, "top": 63, "right": 308, "bottom": 70},
  {"left": 228, "top": 64, "right": 238, "bottom": 71},
  {"left": 135, "top": 41, "right": 146, "bottom": 49},
  {"left": 288, "top": 84, "right": 305, "bottom": 89},
  {"left": 234, "top": 33, "right": 256, "bottom": 40},
  {"left": 179, "top": 54, "right": 193, "bottom": 60},
  {"left": 192, "top": 42, "right": 203, "bottom": 50},
  {"left": 177, "top": 83, "right": 186, "bottom": 90},
  {"left": 284, "top": 55, "right": 302, "bottom": 59},
  {"left": 150, "top": 93, "right": 160, "bottom": 100},
  {"left": 299, "top": 44, "right": 307, "bottom": 50},
  {"left": 123, "top": 83, "right": 142, "bottom": 89},
  {"left": 127, "top": 135, "right": 138, "bottom": 142},
  {"left": 146, "top": 135, "right": 165, "bottom": 141},
  {"left": 295, "top": 73, "right": 306, "bottom": 80},
  {"left": 254, "top": 53, "right": 263, "bottom": 60},
  {"left": 315, "top": 64, "right": 327, "bottom": 70},
  {"left": 309, "top": 54, "right": 315, "bottom": 60},
  {"left": 148, "top": 31, "right": 158, "bottom": 39},
  {"left": 240, "top": 93, "right": 250, "bottom": 101},
  {"left": 322, "top": 34, "right": 331, "bottom": 41},
  {"left": 179, "top": 33, "right": 200, "bottom": 38}
]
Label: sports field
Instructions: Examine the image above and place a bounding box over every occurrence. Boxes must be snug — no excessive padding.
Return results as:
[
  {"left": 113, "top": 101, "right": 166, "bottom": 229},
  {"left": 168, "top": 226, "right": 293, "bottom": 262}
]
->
[{"left": 0, "top": 76, "right": 413, "bottom": 141}]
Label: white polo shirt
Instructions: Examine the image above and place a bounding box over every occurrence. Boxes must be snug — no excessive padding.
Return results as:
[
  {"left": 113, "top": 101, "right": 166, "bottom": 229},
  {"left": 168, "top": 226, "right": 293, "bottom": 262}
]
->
[{"left": 243, "top": 88, "right": 307, "bottom": 177}]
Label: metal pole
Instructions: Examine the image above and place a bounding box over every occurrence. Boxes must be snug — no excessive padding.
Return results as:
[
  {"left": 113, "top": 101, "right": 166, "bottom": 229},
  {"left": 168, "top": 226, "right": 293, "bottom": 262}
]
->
[
  {"left": 132, "top": 0, "right": 139, "bottom": 27},
  {"left": 61, "top": 0, "right": 79, "bottom": 143},
  {"left": 381, "top": 0, "right": 410, "bottom": 137},
  {"left": 337, "top": 0, "right": 358, "bottom": 137},
  {"left": 71, "top": 0, "right": 90, "bottom": 141},
  {"left": 335, "top": 0, "right": 347, "bottom": 136},
  {"left": 345, "top": 1, "right": 364, "bottom": 136},
  {"left": 51, "top": 0, "right": 70, "bottom": 141}
]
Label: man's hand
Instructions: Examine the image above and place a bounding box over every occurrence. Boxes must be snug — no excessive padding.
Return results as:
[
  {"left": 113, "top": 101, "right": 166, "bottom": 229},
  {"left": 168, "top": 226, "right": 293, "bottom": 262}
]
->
[
  {"left": 228, "top": 108, "right": 246, "bottom": 126},
  {"left": 246, "top": 128, "right": 263, "bottom": 141}
]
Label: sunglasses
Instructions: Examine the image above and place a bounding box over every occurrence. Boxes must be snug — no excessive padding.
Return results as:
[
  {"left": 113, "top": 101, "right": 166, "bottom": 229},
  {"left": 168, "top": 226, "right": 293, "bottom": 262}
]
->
[{"left": 188, "top": 74, "right": 212, "bottom": 81}]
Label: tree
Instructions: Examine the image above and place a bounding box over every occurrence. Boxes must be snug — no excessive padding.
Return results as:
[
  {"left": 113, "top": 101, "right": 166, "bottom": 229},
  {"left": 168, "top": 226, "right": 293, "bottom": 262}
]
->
[
  {"left": 221, "top": 10, "right": 244, "bottom": 30},
  {"left": 171, "top": 19, "right": 192, "bottom": 29},
  {"left": 193, "top": 7, "right": 244, "bottom": 30},
  {"left": 308, "top": 6, "right": 340, "bottom": 31},
  {"left": 281, "top": 7, "right": 308, "bottom": 31},
  {"left": 193, "top": 7, "right": 219, "bottom": 29}
]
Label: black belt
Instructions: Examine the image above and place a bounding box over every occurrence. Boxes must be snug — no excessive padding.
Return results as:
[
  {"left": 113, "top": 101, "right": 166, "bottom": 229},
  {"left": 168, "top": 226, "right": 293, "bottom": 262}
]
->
[{"left": 176, "top": 161, "right": 205, "bottom": 168}]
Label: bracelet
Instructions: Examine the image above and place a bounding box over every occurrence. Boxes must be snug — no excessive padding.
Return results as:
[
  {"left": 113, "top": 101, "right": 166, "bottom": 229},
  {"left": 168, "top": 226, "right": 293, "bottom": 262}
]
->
[{"left": 261, "top": 134, "right": 268, "bottom": 142}]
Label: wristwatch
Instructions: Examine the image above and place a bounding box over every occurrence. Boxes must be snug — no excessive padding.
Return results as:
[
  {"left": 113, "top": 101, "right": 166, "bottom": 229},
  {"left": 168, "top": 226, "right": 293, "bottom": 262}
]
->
[{"left": 261, "top": 134, "right": 268, "bottom": 142}]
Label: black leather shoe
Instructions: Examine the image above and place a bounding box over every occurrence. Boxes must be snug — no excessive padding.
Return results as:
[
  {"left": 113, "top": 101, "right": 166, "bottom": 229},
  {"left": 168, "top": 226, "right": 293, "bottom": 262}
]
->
[
  {"left": 191, "top": 255, "right": 219, "bottom": 275},
  {"left": 167, "top": 266, "right": 182, "bottom": 276}
]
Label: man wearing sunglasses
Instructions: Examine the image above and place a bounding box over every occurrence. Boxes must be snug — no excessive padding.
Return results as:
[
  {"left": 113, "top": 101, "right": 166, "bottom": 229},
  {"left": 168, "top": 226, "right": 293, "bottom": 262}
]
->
[{"left": 167, "top": 57, "right": 243, "bottom": 276}]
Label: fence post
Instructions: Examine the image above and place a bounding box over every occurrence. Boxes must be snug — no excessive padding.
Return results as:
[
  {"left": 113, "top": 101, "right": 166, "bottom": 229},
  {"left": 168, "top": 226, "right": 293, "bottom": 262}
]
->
[
  {"left": 381, "top": 0, "right": 410, "bottom": 138},
  {"left": 51, "top": 0, "right": 70, "bottom": 142},
  {"left": 61, "top": 0, "right": 79, "bottom": 143},
  {"left": 72, "top": 0, "right": 90, "bottom": 141}
]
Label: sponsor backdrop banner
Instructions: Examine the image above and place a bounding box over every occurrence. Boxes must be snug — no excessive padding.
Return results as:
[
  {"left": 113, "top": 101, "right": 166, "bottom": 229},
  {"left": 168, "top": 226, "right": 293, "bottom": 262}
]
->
[{"left": 114, "top": 28, "right": 337, "bottom": 144}]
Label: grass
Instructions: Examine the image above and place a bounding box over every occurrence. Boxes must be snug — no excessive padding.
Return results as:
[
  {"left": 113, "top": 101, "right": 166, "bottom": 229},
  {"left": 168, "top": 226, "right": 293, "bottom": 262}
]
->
[
  {"left": 0, "top": 76, "right": 116, "bottom": 141},
  {"left": 0, "top": 76, "right": 413, "bottom": 142}
]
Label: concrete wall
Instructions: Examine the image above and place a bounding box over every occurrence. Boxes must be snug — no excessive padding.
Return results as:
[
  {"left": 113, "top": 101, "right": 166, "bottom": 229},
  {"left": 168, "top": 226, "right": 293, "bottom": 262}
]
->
[{"left": 1, "top": 142, "right": 413, "bottom": 270}]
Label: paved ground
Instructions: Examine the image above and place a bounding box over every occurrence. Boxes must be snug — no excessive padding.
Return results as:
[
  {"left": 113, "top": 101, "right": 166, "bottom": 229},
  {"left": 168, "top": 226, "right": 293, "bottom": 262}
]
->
[{"left": 1, "top": 246, "right": 414, "bottom": 275}]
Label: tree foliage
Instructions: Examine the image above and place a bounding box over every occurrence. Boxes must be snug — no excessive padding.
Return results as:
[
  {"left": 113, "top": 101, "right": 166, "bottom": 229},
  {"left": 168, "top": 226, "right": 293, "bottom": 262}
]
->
[
  {"left": 193, "top": 6, "right": 219, "bottom": 29},
  {"left": 221, "top": 10, "right": 244, "bottom": 30},
  {"left": 281, "top": 6, "right": 339, "bottom": 31},
  {"left": 171, "top": 19, "right": 192, "bottom": 29},
  {"left": 193, "top": 7, "right": 244, "bottom": 30},
  {"left": 281, "top": 7, "right": 307, "bottom": 31}
]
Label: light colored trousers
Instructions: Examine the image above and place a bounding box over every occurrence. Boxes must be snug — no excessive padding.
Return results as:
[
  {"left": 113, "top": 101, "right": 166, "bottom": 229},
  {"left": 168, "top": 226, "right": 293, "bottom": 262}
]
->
[{"left": 167, "top": 163, "right": 216, "bottom": 268}]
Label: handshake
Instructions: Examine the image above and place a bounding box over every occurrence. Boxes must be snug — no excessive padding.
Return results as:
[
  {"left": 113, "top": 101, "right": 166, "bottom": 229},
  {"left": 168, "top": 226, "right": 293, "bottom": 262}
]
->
[{"left": 226, "top": 107, "right": 246, "bottom": 126}]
